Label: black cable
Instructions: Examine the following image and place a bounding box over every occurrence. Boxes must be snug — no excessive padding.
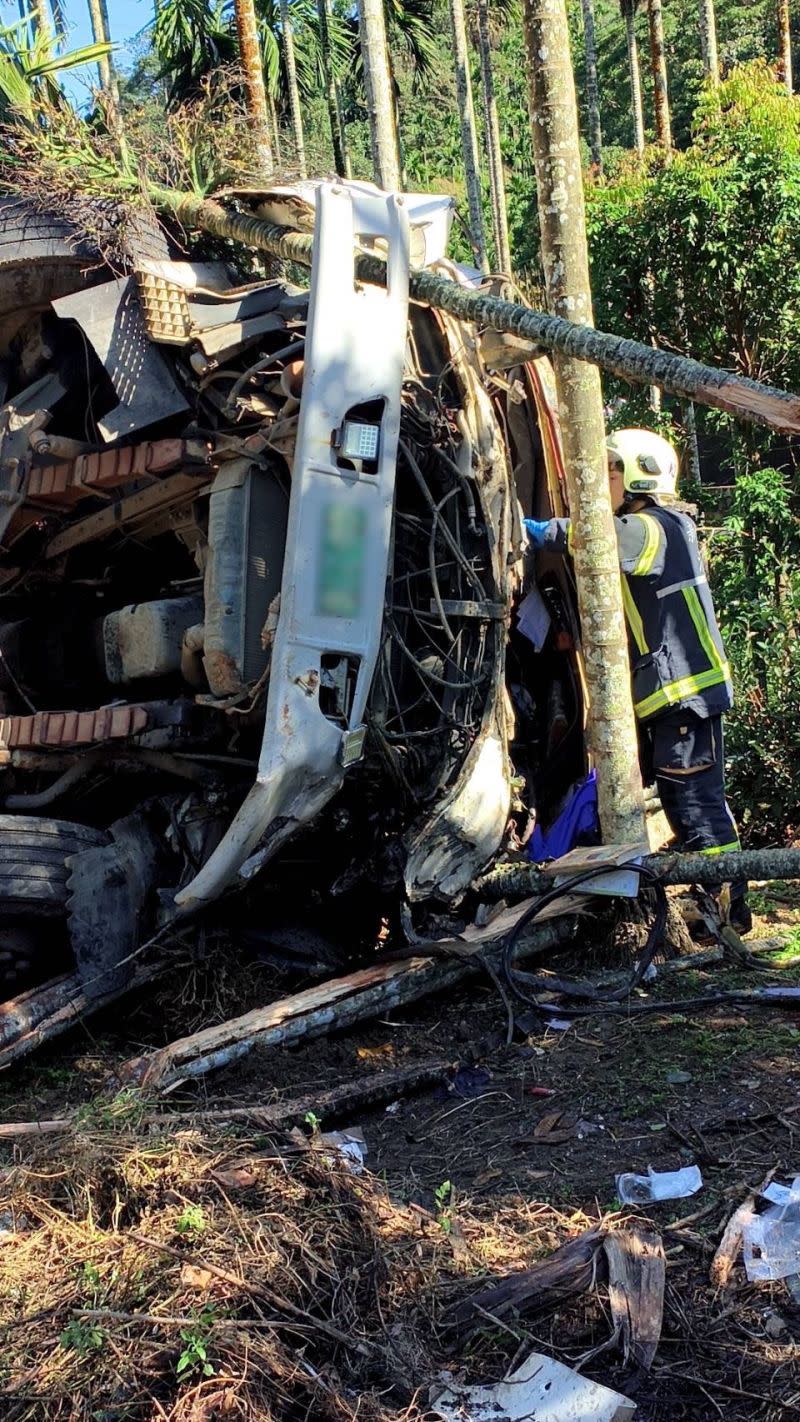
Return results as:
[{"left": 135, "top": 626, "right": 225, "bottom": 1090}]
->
[{"left": 500, "top": 861, "right": 668, "bottom": 1019}]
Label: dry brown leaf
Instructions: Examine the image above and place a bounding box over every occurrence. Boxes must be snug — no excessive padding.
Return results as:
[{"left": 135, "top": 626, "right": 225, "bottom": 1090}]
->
[
  {"left": 180, "top": 1263, "right": 215, "bottom": 1290},
  {"left": 211, "top": 1165, "right": 258, "bottom": 1191}
]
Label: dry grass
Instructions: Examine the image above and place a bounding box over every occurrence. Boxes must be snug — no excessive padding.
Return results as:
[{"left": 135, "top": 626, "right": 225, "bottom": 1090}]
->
[{"left": 0, "top": 1093, "right": 595, "bottom": 1421}]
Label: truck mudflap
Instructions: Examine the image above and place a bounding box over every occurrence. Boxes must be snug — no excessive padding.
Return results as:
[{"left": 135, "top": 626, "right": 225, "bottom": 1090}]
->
[{"left": 176, "top": 183, "right": 411, "bottom": 911}]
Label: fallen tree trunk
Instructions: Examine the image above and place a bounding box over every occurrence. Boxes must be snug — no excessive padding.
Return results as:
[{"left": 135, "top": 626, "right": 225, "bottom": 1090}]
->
[
  {"left": 121, "top": 915, "right": 580, "bottom": 1091},
  {"left": 476, "top": 846, "right": 800, "bottom": 900},
  {"left": 148, "top": 187, "right": 800, "bottom": 435},
  {"left": 0, "top": 1059, "right": 450, "bottom": 1139},
  {"left": 0, "top": 958, "right": 170, "bottom": 1071}
]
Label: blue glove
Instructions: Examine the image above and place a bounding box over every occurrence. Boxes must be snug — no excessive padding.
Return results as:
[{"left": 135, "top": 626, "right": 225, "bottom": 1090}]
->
[{"left": 523, "top": 518, "right": 551, "bottom": 549}]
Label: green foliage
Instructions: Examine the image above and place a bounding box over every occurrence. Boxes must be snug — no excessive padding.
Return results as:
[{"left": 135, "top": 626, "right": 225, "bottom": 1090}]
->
[
  {"left": 175, "top": 1203, "right": 207, "bottom": 1236},
  {"left": 59, "top": 1319, "right": 105, "bottom": 1356},
  {"left": 0, "top": 16, "right": 112, "bottom": 123},
  {"left": 707, "top": 467, "right": 800, "bottom": 842},
  {"left": 434, "top": 1178, "right": 454, "bottom": 1233},
  {"left": 177, "top": 1306, "right": 217, "bottom": 1379},
  {"left": 586, "top": 63, "right": 800, "bottom": 448}
]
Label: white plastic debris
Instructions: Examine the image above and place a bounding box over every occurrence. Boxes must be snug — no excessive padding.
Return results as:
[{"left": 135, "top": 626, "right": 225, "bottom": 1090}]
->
[
  {"left": 318, "top": 1128, "right": 367, "bottom": 1174},
  {"left": 517, "top": 586, "right": 552, "bottom": 652},
  {"left": 616, "top": 1164, "right": 703, "bottom": 1205},
  {"left": 743, "top": 1177, "right": 800, "bottom": 1282},
  {"left": 432, "top": 1350, "right": 636, "bottom": 1421}
]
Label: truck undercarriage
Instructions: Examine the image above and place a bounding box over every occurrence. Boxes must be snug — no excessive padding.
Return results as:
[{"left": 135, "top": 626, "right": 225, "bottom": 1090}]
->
[{"left": 0, "top": 183, "right": 585, "bottom": 1033}]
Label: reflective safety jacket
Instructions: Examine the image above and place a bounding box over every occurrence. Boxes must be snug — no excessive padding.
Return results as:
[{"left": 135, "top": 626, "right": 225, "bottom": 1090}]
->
[{"left": 543, "top": 502, "right": 733, "bottom": 723}]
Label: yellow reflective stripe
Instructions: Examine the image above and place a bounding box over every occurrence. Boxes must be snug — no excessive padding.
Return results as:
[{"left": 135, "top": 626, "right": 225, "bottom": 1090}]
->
[
  {"left": 631, "top": 514, "right": 661, "bottom": 575},
  {"left": 567, "top": 520, "right": 575, "bottom": 555},
  {"left": 699, "top": 840, "right": 741, "bottom": 855},
  {"left": 682, "top": 586, "right": 726, "bottom": 674},
  {"left": 634, "top": 663, "right": 732, "bottom": 719},
  {"left": 621, "top": 579, "right": 648, "bottom": 655}
]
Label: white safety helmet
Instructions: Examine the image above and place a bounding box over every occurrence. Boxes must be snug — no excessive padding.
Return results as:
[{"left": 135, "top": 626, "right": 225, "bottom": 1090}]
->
[{"left": 606, "top": 428, "right": 679, "bottom": 499}]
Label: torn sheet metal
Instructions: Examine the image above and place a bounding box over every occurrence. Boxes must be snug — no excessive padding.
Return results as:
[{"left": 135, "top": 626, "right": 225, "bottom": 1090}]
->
[
  {"left": 53, "top": 277, "right": 189, "bottom": 440},
  {"left": 432, "top": 1351, "right": 636, "bottom": 1422}
]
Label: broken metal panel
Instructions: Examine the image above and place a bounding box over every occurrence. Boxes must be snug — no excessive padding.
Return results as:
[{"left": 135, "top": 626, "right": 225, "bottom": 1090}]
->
[
  {"left": 404, "top": 723, "right": 511, "bottom": 902},
  {"left": 135, "top": 260, "right": 293, "bottom": 343},
  {"left": 53, "top": 276, "right": 189, "bottom": 441},
  {"left": 176, "top": 182, "right": 411, "bottom": 911}
]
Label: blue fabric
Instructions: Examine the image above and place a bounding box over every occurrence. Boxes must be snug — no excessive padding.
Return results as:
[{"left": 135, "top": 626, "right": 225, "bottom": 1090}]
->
[
  {"left": 530, "top": 770, "right": 599, "bottom": 862},
  {"left": 523, "top": 518, "right": 551, "bottom": 548}
]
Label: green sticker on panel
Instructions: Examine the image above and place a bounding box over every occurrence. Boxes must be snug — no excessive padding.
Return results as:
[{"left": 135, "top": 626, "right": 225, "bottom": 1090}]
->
[{"left": 316, "top": 503, "right": 367, "bottom": 617}]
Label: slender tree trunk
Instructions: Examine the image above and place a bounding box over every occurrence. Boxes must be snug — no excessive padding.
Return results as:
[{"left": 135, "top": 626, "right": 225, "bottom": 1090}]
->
[
  {"left": 29, "top": 0, "right": 52, "bottom": 55},
  {"left": 682, "top": 400, "right": 702, "bottom": 484},
  {"left": 521, "top": 0, "right": 646, "bottom": 845},
  {"left": 448, "top": 0, "right": 489, "bottom": 271},
  {"left": 477, "top": 0, "right": 512, "bottom": 274},
  {"left": 358, "top": 0, "right": 401, "bottom": 189},
  {"left": 268, "top": 92, "right": 283, "bottom": 165},
  {"left": 621, "top": 0, "right": 646, "bottom": 155},
  {"left": 279, "top": 0, "right": 307, "bottom": 175},
  {"left": 778, "top": 0, "right": 793, "bottom": 95},
  {"left": 647, "top": 0, "right": 672, "bottom": 150},
  {"left": 581, "top": 0, "right": 603, "bottom": 171},
  {"left": 86, "top": 0, "right": 121, "bottom": 117},
  {"left": 317, "top": 0, "right": 350, "bottom": 176},
  {"left": 698, "top": 0, "right": 719, "bottom": 85},
  {"left": 233, "top": 0, "right": 274, "bottom": 176}
]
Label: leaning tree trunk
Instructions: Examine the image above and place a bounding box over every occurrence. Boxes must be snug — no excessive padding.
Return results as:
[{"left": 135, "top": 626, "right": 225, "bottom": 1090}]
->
[
  {"left": 477, "top": 0, "right": 512, "bottom": 274},
  {"left": 698, "top": 0, "right": 719, "bottom": 85},
  {"left": 647, "top": 0, "right": 672, "bottom": 150},
  {"left": 86, "top": 0, "right": 122, "bottom": 125},
  {"left": 521, "top": 0, "right": 646, "bottom": 845},
  {"left": 233, "top": 0, "right": 274, "bottom": 176},
  {"left": 317, "top": 0, "right": 350, "bottom": 176},
  {"left": 358, "top": 0, "right": 401, "bottom": 189},
  {"left": 147, "top": 185, "right": 800, "bottom": 433},
  {"left": 778, "top": 0, "right": 793, "bottom": 95},
  {"left": 279, "top": 0, "right": 307, "bottom": 175},
  {"left": 581, "top": 0, "right": 603, "bottom": 171},
  {"left": 448, "top": 0, "right": 489, "bottom": 271},
  {"left": 621, "top": 0, "right": 646, "bottom": 155}
]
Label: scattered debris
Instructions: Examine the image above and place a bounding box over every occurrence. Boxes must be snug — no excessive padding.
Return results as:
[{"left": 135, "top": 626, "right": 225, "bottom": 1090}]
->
[
  {"left": 617, "top": 1165, "right": 703, "bottom": 1205},
  {"left": 743, "top": 1178, "right": 800, "bottom": 1282},
  {"left": 432, "top": 1350, "right": 636, "bottom": 1422},
  {"left": 316, "top": 1127, "right": 368, "bottom": 1174}
]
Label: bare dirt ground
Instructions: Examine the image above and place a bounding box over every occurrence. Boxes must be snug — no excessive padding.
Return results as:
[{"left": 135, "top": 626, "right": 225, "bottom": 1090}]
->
[{"left": 1, "top": 886, "right": 799, "bottom": 1420}]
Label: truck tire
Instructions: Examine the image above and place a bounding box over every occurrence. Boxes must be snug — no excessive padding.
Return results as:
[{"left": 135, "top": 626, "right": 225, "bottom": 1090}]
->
[
  {"left": 0, "top": 198, "right": 104, "bottom": 326},
  {"left": 0, "top": 815, "right": 110, "bottom": 916}
]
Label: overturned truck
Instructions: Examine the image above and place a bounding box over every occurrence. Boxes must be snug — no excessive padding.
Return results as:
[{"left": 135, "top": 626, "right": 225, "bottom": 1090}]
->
[{"left": 0, "top": 182, "right": 587, "bottom": 1021}]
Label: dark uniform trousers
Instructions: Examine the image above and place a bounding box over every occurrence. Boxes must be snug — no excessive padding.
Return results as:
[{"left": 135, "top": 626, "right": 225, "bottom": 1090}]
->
[{"left": 639, "top": 710, "right": 739, "bottom": 854}]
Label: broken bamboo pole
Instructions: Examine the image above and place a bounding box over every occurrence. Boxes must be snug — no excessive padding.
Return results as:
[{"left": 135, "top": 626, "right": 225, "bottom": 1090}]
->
[
  {"left": 476, "top": 846, "right": 800, "bottom": 900},
  {"left": 120, "top": 917, "right": 580, "bottom": 1092},
  {"left": 148, "top": 186, "right": 800, "bottom": 435}
]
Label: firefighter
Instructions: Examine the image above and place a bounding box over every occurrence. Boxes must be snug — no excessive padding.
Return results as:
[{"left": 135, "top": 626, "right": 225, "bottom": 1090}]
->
[{"left": 524, "top": 427, "right": 750, "bottom": 933}]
